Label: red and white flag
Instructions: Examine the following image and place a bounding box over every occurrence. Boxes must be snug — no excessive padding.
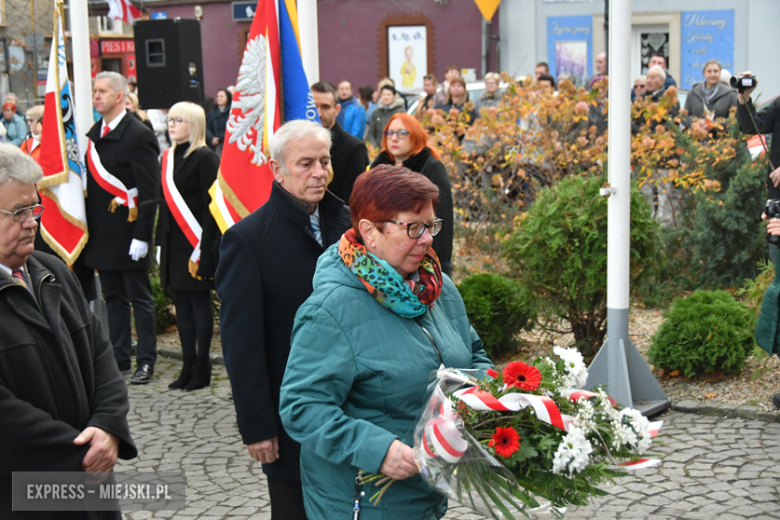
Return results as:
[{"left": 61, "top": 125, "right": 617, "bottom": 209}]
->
[
  {"left": 107, "top": 0, "right": 142, "bottom": 25},
  {"left": 37, "top": 11, "right": 88, "bottom": 266},
  {"left": 209, "top": 0, "right": 282, "bottom": 232}
]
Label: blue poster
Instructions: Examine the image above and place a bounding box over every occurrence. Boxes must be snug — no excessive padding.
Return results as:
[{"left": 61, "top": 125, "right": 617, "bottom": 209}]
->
[
  {"left": 547, "top": 16, "right": 593, "bottom": 87},
  {"left": 680, "top": 10, "right": 734, "bottom": 90}
]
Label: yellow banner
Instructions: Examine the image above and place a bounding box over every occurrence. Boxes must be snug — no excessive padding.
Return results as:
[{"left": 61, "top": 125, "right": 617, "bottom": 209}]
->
[{"left": 474, "top": 0, "right": 501, "bottom": 21}]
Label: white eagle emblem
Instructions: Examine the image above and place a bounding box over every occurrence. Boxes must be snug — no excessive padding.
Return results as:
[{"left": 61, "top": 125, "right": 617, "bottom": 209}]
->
[{"left": 227, "top": 34, "right": 268, "bottom": 165}]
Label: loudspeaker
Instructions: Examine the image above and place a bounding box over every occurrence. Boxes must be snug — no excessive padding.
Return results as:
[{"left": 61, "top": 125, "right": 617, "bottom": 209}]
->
[{"left": 134, "top": 18, "right": 204, "bottom": 109}]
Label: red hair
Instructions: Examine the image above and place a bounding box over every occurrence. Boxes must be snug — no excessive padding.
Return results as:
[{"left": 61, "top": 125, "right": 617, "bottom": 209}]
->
[
  {"left": 380, "top": 113, "right": 441, "bottom": 164},
  {"left": 350, "top": 165, "right": 439, "bottom": 242}
]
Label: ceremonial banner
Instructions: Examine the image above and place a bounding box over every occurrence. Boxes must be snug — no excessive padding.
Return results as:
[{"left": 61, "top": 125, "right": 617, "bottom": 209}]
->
[
  {"left": 37, "top": 10, "right": 88, "bottom": 265},
  {"left": 107, "top": 0, "right": 142, "bottom": 25},
  {"left": 210, "top": 0, "right": 319, "bottom": 232}
]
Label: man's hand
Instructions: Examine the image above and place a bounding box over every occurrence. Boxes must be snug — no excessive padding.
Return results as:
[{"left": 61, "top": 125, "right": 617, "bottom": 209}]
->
[
  {"left": 769, "top": 166, "right": 780, "bottom": 188},
  {"left": 379, "top": 439, "right": 418, "bottom": 481},
  {"left": 128, "top": 239, "right": 149, "bottom": 261},
  {"left": 246, "top": 437, "right": 279, "bottom": 464},
  {"left": 736, "top": 71, "right": 757, "bottom": 104},
  {"left": 74, "top": 427, "right": 120, "bottom": 473},
  {"left": 211, "top": 137, "right": 220, "bottom": 146}
]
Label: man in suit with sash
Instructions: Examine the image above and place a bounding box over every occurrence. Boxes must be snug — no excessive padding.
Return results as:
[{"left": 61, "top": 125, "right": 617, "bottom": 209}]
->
[{"left": 82, "top": 71, "right": 160, "bottom": 384}]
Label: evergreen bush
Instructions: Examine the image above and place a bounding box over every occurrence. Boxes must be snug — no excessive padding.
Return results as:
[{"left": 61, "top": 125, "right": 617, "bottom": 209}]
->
[
  {"left": 504, "top": 174, "right": 661, "bottom": 360},
  {"left": 648, "top": 290, "right": 755, "bottom": 378},
  {"left": 457, "top": 273, "right": 535, "bottom": 359},
  {"left": 149, "top": 265, "right": 176, "bottom": 334}
]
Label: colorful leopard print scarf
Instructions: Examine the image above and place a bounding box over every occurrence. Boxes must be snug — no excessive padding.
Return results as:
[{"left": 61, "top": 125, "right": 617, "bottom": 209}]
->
[{"left": 338, "top": 228, "right": 443, "bottom": 318}]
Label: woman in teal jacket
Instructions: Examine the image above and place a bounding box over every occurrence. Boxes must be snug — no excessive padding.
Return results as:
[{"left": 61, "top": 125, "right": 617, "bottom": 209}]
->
[
  {"left": 2, "top": 100, "right": 28, "bottom": 147},
  {"left": 280, "top": 166, "right": 492, "bottom": 519}
]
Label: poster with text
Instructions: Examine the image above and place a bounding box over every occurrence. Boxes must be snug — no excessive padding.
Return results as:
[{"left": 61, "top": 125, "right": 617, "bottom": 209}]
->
[
  {"left": 680, "top": 10, "right": 734, "bottom": 90},
  {"left": 547, "top": 16, "right": 593, "bottom": 87},
  {"left": 388, "top": 26, "right": 427, "bottom": 91}
]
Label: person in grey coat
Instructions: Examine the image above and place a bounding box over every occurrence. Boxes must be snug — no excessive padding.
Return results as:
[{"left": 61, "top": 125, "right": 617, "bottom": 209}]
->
[
  {"left": 473, "top": 72, "right": 504, "bottom": 116},
  {"left": 684, "top": 58, "right": 738, "bottom": 121},
  {"left": 366, "top": 85, "right": 405, "bottom": 148}
]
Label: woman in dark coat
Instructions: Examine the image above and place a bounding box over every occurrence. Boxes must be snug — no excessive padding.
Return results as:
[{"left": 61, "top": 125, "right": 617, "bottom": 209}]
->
[
  {"left": 157, "top": 101, "right": 221, "bottom": 390},
  {"left": 370, "top": 112, "right": 454, "bottom": 275},
  {"left": 684, "top": 58, "right": 738, "bottom": 121},
  {"left": 206, "top": 88, "right": 231, "bottom": 157},
  {"left": 435, "top": 77, "right": 472, "bottom": 123}
]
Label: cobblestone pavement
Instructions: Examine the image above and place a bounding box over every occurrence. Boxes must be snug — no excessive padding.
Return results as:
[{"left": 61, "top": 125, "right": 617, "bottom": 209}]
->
[{"left": 120, "top": 358, "right": 780, "bottom": 519}]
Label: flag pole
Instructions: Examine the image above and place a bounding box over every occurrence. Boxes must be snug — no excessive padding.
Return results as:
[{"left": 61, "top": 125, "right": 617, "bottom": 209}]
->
[
  {"left": 69, "top": 0, "right": 94, "bottom": 155},
  {"left": 297, "top": 0, "right": 319, "bottom": 83}
]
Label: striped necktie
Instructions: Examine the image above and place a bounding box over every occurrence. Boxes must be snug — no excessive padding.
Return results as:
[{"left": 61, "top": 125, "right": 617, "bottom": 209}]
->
[
  {"left": 310, "top": 214, "right": 323, "bottom": 247},
  {"left": 12, "top": 268, "right": 28, "bottom": 290}
]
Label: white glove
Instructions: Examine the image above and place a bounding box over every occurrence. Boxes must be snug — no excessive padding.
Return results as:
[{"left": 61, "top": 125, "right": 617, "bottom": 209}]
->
[
  {"left": 129, "top": 239, "right": 149, "bottom": 262},
  {"left": 155, "top": 246, "right": 161, "bottom": 265}
]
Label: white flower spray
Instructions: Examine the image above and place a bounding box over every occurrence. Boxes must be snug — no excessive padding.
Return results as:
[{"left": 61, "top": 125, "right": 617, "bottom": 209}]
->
[
  {"left": 553, "top": 346, "right": 588, "bottom": 389},
  {"left": 552, "top": 427, "right": 593, "bottom": 476}
]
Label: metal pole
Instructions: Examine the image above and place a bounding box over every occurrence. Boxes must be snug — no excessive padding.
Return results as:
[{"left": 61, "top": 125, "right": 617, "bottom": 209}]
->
[
  {"left": 585, "top": 0, "right": 669, "bottom": 416},
  {"left": 297, "top": 0, "right": 319, "bottom": 83},
  {"left": 29, "top": 0, "right": 37, "bottom": 104},
  {"left": 68, "top": 0, "right": 94, "bottom": 155},
  {"left": 481, "top": 18, "right": 488, "bottom": 78}
]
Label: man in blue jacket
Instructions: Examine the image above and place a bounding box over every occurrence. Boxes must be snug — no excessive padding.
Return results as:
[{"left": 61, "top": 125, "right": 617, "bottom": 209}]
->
[{"left": 336, "top": 80, "right": 367, "bottom": 140}]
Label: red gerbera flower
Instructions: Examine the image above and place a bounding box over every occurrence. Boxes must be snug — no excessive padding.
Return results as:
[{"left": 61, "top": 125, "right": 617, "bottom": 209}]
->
[
  {"left": 488, "top": 426, "right": 521, "bottom": 458},
  {"left": 502, "top": 361, "right": 542, "bottom": 392},
  {"left": 486, "top": 368, "right": 498, "bottom": 378}
]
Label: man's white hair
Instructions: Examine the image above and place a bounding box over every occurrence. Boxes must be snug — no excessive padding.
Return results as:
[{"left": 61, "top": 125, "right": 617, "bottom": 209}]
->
[
  {"left": 0, "top": 143, "right": 43, "bottom": 185},
  {"left": 647, "top": 66, "right": 666, "bottom": 82},
  {"left": 270, "top": 120, "right": 332, "bottom": 174},
  {"left": 95, "top": 71, "right": 128, "bottom": 95}
]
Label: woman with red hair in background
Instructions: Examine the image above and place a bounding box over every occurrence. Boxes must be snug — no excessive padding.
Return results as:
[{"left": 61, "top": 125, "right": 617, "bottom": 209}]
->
[{"left": 370, "top": 112, "right": 453, "bottom": 275}]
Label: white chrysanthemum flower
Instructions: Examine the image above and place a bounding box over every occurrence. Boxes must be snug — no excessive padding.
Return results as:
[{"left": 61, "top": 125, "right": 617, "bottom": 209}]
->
[
  {"left": 573, "top": 398, "right": 596, "bottom": 432},
  {"left": 553, "top": 346, "right": 588, "bottom": 388},
  {"left": 619, "top": 409, "right": 653, "bottom": 454},
  {"left": 552, "top": 427, "right": 593, "bottom": 475}
]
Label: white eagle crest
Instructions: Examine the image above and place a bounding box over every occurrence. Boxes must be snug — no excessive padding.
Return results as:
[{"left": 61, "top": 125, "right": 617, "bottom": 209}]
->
[{"left": 227, "top": 34, "right": 268, "bottom": 165}]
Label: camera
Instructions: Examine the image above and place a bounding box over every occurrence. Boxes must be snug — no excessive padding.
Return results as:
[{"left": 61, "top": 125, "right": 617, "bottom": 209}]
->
[
  {"left": 765, "top": 199, "right": 780, "bottom": 246},
  {"left": 730, "top": 74, "right": 757, "bottom": 93}
]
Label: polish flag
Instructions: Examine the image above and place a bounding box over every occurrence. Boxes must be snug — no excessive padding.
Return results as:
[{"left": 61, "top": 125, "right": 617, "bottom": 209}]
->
[{"left": 107, "top": 0, "right": 142, "bottom": 25}]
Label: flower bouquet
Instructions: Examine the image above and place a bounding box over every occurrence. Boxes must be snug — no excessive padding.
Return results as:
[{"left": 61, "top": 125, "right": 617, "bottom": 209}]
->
[{"left": 364, "top": 347, "right": 663, "bottom": 519}]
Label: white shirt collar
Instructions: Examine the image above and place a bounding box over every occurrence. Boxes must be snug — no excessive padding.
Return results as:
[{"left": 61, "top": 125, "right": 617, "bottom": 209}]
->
[
  {"left": 0, "top": 263, "right": 11, "bottom": 276},
  {"left": 101, "top": 109, "right": 127, "bottom": 135}
]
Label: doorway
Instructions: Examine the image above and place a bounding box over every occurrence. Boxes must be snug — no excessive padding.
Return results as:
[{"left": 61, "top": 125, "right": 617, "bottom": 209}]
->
[{"left": 632, "top": 24, "right": 669, "bottom": 82}]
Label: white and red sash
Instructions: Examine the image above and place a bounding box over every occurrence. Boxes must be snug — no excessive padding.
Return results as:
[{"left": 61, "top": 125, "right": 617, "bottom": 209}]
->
[
  {"left": 161, "top": 148, "right": 202, "bottom": 263},
  {"left": 87, "top": 139, "right": 138, "bottom": 212}
]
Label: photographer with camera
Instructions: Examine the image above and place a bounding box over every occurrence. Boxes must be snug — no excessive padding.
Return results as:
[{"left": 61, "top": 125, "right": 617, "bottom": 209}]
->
[
  {"left": 736, "top": 72, "right": 780, "bottom": 197},
  {"left": 756, "top": 206, "right": 780, "bottom": 409}
]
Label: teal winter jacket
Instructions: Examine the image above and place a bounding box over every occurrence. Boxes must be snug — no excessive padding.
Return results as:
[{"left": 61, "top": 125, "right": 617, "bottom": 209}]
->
[
  {"left": 3, "top": 113, "right": 28, "bottom": 147},
  {"left": 280, "top": 244, "right": 492, "bottom": 520}
]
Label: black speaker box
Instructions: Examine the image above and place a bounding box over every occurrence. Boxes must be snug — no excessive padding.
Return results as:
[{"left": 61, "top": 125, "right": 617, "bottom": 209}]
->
[{"left": 134, "top": 18, "right": 204, "bottom": 109}]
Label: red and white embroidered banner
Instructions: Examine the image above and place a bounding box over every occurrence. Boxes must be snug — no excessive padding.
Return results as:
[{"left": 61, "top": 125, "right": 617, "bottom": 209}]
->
[
  {"left": 87, "top": 140, "right": 138, "bottom": 210},
  {"left": 161, "top": 148, "right": 202, "bottom": 263}
]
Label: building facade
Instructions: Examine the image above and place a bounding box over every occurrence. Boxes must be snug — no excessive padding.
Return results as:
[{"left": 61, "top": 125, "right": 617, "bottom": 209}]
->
[{"left": 499, "top": 0, "right": 780, "bottom": 99}]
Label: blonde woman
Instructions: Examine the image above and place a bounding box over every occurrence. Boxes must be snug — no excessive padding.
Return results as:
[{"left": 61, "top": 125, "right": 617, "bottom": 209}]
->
[
  {"left": 156, "top": 102, "right": 221, "bottom": 390},
  {"left": 20, "top": 105, "right": 44, "bottom": 161},
  {"left": 125, "top": 91, "right": 153, "bottom": 132}
]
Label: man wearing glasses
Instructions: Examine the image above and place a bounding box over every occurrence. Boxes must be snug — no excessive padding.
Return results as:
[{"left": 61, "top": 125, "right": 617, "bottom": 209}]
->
[
  {"left": 82, "top": 71, "right": 160, "bottom": 384},
  {"left": 0, "top": 144, "right": 137, "bottom": 516}
]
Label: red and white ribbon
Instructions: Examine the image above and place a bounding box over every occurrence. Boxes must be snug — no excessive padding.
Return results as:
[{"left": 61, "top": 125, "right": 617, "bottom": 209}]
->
[
  {"left": 422, "top": 416, "right": 468, "bottom": 463},
  {"left": 647, "top": 421, "right": 663, "bottom": 438},
  {"left": 618, "top": 458, "right": 661, "bottom": 470},
  {"left": 161, "top": 148, "right": 202, "bottom": 263},
  {"left": 565, "top": 390, "right": 617, "bottom": 407},
  {"left": 87, "top": 140, "right": 138, "bottom": 210},
  {"left": 454, "top": 387, "right": 575, "bottom": 431}
]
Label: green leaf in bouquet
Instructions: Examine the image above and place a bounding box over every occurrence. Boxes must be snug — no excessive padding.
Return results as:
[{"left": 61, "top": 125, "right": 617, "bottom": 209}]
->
[{"left": 513, "top": 444, "right": 538, "bottom": 462}]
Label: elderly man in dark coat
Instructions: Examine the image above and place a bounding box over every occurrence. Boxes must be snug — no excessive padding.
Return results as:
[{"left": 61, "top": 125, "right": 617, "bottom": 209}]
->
[
  {"left": 0, "top": 144, "right": 137, "bottom": 518},
  {"left": 310, "top": 82, "right": 369, "bottom": 205},
  {"left": 217, "top": 120, "right": 352, "bottom": 519},
  {"left": 82, "top": 71, "right": 160, "bottom": 384}
]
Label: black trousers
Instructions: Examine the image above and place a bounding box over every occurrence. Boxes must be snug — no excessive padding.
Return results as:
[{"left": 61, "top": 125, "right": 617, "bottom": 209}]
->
[
  {"left": 98, "top": 269, "right": 157, "bottom": 369},
  {"left": 266, "top": 477, "right": 308, "bottom": 520},
  {"left": 169, "top": 289, "right": 213, "bottom": 358}
]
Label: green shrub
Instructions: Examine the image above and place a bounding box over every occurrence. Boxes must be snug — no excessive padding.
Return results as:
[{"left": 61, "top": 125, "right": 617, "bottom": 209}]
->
[
  {"left": 504, "top": 174, "right": 661, "bottom": 360},
  {"left": 737, "top": 259, "right": 774, "bottom": 317},
  {"left": 149, "top": 265, "right": 176, "bottom": 334},
  {"left": 457, "top": 273, "right": 535, "bottom": 359},
  {"left": 648, "top": 290, "right": 755, "bottom": 378}
]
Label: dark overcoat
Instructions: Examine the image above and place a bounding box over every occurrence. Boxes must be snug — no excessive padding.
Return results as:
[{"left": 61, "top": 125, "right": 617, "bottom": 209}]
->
[
  {"left": 0, "top": 251, "right": 137, "bottom": 519},
  {"left": 371, "top": 147, "right": 454, "bottom": 275},
  {"left": 82, "top": 113, "right": 160, "bottom": 271},
  {"left": 737, "top": 96, "right": 780, "bottom": 199},
  {"left": 216, "top": 182, "right": 351, "bottom": 481},
  {"left": 327, "top": 121, "right": 369, "bottom": 206},
  {"left": 156, "top": 143, "right": 221, "bottom": 291}
]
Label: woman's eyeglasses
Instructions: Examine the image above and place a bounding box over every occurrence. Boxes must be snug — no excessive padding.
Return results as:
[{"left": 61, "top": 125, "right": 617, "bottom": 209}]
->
[
  {"left": 634, "top": 84, "right": 646, "bottom": 89},
  {"left": 386, "top": 218, "right": 444, "bottom": 239},
  {"left": 383, "top": 129, "right": 409, "bottom": 139},
  {"left": 0, "top": 204, "right": 45, "bottom": 222},
  {"left": 167, "top": 117, "right": 187, "bottom": 126}
]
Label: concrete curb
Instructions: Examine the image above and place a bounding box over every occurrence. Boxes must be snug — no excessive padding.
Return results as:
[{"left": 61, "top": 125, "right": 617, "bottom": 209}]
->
[
  {"left": 672, "top": 399, "right": 780, "bottom": 423},
  {"left": 158, "top": 348, "right": 780, "bottom": 422}
]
